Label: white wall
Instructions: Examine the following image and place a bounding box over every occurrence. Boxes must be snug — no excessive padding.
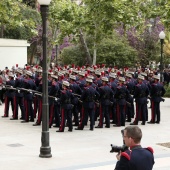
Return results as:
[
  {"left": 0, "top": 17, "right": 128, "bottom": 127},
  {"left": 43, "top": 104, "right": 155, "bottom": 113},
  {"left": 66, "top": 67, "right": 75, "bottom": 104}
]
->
[{"left": 0, "top": 39, "right": 30, "bottom": 70}]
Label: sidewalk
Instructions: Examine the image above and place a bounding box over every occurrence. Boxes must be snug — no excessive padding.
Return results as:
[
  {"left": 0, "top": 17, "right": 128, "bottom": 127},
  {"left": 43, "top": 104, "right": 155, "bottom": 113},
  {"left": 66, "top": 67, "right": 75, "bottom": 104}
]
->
[{"left": 0, "top": 99, "right": 170, "bottom": 170}]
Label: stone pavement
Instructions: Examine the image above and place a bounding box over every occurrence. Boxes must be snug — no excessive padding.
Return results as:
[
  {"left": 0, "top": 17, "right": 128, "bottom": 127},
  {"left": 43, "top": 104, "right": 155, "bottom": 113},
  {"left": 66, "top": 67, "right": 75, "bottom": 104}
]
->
[{"left": 0, "top": 99, "right": 170, "bottom": 170}]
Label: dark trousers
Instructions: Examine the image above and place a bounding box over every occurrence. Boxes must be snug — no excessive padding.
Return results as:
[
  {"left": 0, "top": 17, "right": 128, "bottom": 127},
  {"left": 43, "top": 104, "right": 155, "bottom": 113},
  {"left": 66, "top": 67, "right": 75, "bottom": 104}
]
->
[
  {"left": 59, "top": 108, "right": 72, "bottom": 131},
  {"left": 134, "top": 102, "right": 147, "bottom": 124},
  {"left": 101, "top": 105, "right": 110, "bottom": 127},
  {"left": 79, "top": 107, "right": 94, "bottom": 129},
  {"left": 151, "top": 102, "right": 160, "bottom": 122},
  {"left": 13, "top": 96, "right": 25, "bottom": 119},
  {"left": 72, "top": 105, "right": 79, "bottom": 125},
  {"left": 33, "top": 96, "right": 38, "bottom": 118},
  {"left": 99, "top": 105, "right": 110, "bottom": 127},
  {"left": 49, "top": 104, "right": 55, "bottom": 127},
  {"left": 54, "top": 103, "right": 60, "bottom": 127},
  {"left": 111, "top": 103, "right": 117, "bottom": 123},
  {"left": 36, "top": 99, "right": 42, "bottom": 124},
  {"left": 116, "top": 104, "right": 125, "bottom": 126},
  {"left": 4, "top": 96, "right": 14, "bottom": 116},
  {"left": 24, "top": 99, "right": 34, "bottom": 121}
]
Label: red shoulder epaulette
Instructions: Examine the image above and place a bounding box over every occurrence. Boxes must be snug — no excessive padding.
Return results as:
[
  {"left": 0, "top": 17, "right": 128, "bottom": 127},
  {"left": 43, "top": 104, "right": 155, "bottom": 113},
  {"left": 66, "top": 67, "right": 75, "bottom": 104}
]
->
[
  {"left": 121, "top": 152, "right": 130, "bottom": 160},
  {"left": 146, "top": 147, "right": 154, "bottom": 153}
]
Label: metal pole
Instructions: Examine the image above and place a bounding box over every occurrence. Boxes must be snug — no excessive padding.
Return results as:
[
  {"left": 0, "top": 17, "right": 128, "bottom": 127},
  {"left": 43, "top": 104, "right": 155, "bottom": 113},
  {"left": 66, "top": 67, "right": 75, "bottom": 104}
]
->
[
  {"left": 39, "top": 5, "right": 52, "bottom": 158},
  {"left": 160, "top": 39, "right": 164, "bottom": 82}
]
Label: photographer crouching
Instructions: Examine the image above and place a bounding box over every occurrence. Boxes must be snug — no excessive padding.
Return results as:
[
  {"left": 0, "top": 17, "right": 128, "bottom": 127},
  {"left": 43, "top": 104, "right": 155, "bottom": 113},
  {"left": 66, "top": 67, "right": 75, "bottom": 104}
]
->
[{"left": 113, "top": 126, "right": 155, "bottom": 170}]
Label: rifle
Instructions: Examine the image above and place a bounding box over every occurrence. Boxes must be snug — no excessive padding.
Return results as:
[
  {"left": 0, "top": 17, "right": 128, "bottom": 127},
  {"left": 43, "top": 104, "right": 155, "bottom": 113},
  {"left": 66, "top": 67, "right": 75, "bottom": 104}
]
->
[
  {"left": 34, "top": 92, "right": 59, "bottom": 100},
  {"left": 3, "top": 86, "right": 59, "bottom": 100}
]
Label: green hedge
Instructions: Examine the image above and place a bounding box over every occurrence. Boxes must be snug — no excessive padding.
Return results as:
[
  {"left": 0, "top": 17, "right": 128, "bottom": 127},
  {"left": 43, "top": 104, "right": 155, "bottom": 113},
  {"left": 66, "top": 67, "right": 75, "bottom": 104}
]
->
[{"left": 164, "top": 84, "right": 170, "bottom": 97}]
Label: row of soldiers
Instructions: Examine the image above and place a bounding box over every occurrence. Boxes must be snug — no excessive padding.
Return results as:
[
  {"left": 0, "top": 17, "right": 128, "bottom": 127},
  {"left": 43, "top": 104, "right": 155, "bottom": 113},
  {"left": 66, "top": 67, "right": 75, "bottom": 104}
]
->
[{"left": 1, "top": 65, "right": 166, "bottom": 132}]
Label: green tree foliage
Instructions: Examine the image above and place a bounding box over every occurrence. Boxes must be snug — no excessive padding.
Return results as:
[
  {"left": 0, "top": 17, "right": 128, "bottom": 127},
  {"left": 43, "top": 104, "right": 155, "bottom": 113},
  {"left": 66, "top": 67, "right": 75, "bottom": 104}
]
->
[
  {"left": 97, "top": 34, "right": 137, "bottom": 67},
  {"left": 0, "top": 0, "right": 40, "bottom": 39},
  {"left": 4, "top": 5, "right": 40, "bottom": 40},
  {"left": 61, "top": 31, "right": 137, "bottom": 67},
  {"left": 61, "top": 45, "right": 85, "bottom": 66}
]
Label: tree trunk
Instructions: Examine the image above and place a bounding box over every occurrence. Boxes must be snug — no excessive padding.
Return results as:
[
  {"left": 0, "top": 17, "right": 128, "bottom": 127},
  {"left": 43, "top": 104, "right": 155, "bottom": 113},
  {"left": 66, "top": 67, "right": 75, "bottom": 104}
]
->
[
  {"left": 93, "top": 42, "right": 97, "bottom": 65},
  {"left": 79, "top": 29, "right": 92, "bottom": 65},
  {"left": 29, "top": 41, "right": 37, "bottom": 65},
  {"left": 0, "top": 25, "right": 4, "bottom": 38}
]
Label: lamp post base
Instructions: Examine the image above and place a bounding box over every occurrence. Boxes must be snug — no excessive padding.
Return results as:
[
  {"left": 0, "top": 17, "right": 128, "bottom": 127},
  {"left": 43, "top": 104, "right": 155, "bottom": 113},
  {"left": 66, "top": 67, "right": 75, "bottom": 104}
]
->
[
  {"left": 39, "top": 146, "right": 52, "bottom": 158},
  {"left": 39, "top": 131, "right": 52, "bottom": 158}
]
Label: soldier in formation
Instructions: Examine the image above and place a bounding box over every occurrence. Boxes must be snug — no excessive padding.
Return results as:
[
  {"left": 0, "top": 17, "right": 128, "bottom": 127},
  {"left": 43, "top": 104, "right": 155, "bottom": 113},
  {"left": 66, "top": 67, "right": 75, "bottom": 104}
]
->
[{"left": 1, "top": 64, "right": 166, "bottom": 132}]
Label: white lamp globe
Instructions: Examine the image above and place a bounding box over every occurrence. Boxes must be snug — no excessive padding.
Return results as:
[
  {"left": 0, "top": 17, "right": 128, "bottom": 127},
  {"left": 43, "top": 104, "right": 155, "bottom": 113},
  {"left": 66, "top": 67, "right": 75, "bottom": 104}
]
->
[
  {"left": 37, "top": 0, "right": 52, "bottom": 5},
  {"left": 159, "top": 31, "right": 165, "bottom": 39}
]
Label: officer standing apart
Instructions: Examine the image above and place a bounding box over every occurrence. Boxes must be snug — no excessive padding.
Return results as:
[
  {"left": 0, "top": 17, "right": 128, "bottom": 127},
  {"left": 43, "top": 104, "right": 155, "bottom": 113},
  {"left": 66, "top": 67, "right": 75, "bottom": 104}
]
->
[
  {"left": 115, "top": 126, "right": 154, "bottom": 170},
  {"left": 148, "top": 75, "right": 166, "bottom": 124}
]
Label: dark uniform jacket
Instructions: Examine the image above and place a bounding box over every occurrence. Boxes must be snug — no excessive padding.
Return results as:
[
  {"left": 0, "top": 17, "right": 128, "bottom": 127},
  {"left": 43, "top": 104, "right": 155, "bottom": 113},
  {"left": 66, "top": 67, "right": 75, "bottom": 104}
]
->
[
  {"left": 14, "top": 76, "right": 24, "bottom": 97},
  {"left": 150, "top": 82, "right": 166, "bottom": 102},
  {"left": 134, "top": 82, "right": 149, "bottom": 104},
  {"left": 80, "top": 85, "right": 100, "bottom": 109},
  {"left": 48, "top": 81, "right": 60, "bottom": 105},
  {"left": 23, "top": 78, "right": 36, "bottom": 100},
  {"left": 59, "top": 89, "right": 74, "bottom": 110},
  {"left": 70, "top": 82, "right": 82, "bottom": 105},
  {"left": 5, "top": 79, "right": 15, "bottom": 98},
  {"left": 99, "top": 85, "right": 114, "bottom": 106},
  {"left": 115, "top": 85, "right": 129, "bottom": 105},
  {"left": 115, "top": 145, "right": 154, "bottom": 170}
]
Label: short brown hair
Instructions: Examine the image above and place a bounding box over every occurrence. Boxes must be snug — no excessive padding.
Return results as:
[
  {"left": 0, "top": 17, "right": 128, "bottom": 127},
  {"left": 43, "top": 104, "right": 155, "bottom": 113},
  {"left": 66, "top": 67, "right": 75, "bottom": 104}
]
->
[{"left": 124, "top": 126, "right": 142, "bottom": 143}]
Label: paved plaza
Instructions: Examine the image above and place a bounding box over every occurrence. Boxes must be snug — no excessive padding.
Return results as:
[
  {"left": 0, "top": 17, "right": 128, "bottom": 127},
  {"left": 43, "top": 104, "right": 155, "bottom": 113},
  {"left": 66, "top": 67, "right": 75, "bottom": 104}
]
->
[{"left": 0, "top": 99, "right": 170, "bottom": 170}]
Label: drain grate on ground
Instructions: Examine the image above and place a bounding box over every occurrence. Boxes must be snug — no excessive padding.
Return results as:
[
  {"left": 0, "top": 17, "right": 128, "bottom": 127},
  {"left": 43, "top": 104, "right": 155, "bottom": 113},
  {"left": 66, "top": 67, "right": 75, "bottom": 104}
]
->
[
  {"left": 7, "top": 143, "right": 24, "bottom": 147},
  {"left": 157, "top": 142, "right": 170, "bottom": 148}
]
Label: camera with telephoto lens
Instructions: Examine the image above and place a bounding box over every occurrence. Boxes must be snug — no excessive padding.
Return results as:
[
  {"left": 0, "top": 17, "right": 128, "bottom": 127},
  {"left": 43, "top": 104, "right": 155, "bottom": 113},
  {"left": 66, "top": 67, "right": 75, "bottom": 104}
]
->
[{"left": 110, "top": 129, "right": 128, "bottom": 153}]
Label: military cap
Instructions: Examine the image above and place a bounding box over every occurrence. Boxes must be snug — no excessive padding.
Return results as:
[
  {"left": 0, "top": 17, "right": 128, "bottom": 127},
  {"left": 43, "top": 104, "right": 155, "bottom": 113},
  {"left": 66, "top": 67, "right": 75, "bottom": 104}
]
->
[
  {"left": 37, "top": 69, "right": 42, "bottom": 73},
  {"left": 72, "top": 69, "right": 79, "bottom": 74},
  {"left": 126, "top": 71, "right": 134, "bottom": 75},
  {"left": 109, "top": 73, "right": 116, "bottom": 78},
  {"left": 8, "top": 72, "right": 14, "bottom": 78},
  {"left": 69, "top": 75, "right": 76, "bottom": 80},
  {"left": 61, "top": 70, "right": 66, "bottom": 75},
  {"left": 87, "top": 75, "right": 94, "bottom": 79},
  {"left": 101, "top": 77, "right": 108, "bottom": 82},
  {"left": 89, "top": 68, "right": 94, "bottom": 72},
  {"left": 119, "top": 77, "right": 125, "bottom": 82},
  {"left": 62, "top": 81, "right": 70, "bottom": 87},
  {"left": 153, "top": 75, "right": 160, "bottom": 80},
  {"left": 16, "top": 69, "right": 23, "bottom": 74},
  {"left": 79, "top": 72, "right": 85, "bottom": 77},
  {"left": 58, "top": 72, "right": 64, "bottom": 77},
  {"left": 86, "top": 78, "right": 93, "bottom": 83},
  {"left": 25, "top": 70, "right": 32, "bottom": 77},
  {"left": 126, "top": 74, "right": 132, "bottom": 78},
  {"left": 138, "top": 75, "right": 144, "bottom": 80},
  {"left": 51, "top": 74, "right": 58, "bottom": 80},
  {"left": 141, "top": 72, "right": 147, "bottom": 77},
  {"left": 95, "top": 71, "right": 101, "bottom": 76}
]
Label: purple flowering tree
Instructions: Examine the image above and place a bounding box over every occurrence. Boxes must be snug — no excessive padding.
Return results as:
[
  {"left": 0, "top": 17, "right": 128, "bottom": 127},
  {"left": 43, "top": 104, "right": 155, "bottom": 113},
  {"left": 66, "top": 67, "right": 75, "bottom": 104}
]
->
[{"left": 117, "top": 17, "right": 164, "bottom": 66}]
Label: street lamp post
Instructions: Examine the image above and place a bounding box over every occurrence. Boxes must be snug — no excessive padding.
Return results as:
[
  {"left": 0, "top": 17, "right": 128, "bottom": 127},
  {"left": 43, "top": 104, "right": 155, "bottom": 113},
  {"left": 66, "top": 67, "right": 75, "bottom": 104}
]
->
[
  {"left": 37, "top": 0, "right": 52, "bottom": 158},
  {"left": 159, "top": 31, "right": 165, "bottom": 82}
]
